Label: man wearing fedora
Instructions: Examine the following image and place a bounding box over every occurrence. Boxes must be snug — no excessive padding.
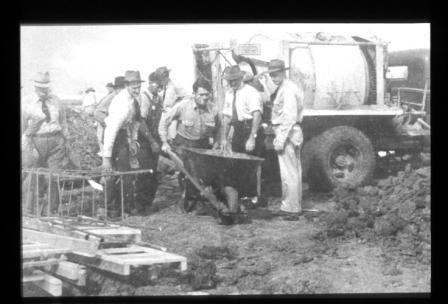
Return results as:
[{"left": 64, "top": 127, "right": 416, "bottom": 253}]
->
[
  {"left": 159, "top": 78, "right": 220, "bottom": 214},
  {"left": 133, "top": 72, "right": 164, "bottom": 214},
  {"left": 220, "top": 65, "right": 265, "bottom": 205},
  {"left": 154, "top": 66, "right": 186, "bottom": 142},
  {"left": 21, "top": 72, "right": 74, "bottom": 215},
  {"left": 102, "top": 71, "right": 145, "bottom": 217},
  {"left": 94, "top": 76, "right": 126, "bottom": 156},
  {"left": 267, "top": 59, "right": 316, "bottom": 221}
]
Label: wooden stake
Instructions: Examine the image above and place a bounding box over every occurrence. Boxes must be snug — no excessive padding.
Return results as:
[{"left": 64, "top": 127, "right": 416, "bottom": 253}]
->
[
  {"left": 47, "top": 173, "right": 51, "bottom": 217},
  {"left": 120, "top": 175, "right": 124, "bottom": 221},
  {"left": 81, "top": 179, "right": 85, "bottom": 216}
]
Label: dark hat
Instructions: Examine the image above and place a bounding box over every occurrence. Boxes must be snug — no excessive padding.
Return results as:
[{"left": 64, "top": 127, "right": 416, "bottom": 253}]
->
[
  {"left": 148, "top": 72, "right": 159, "bottom": 83},
  {"left": 267, "top": 59, "right": 290, "bottom": 73},
  {"left": 154, "top": 66, "right": 171, "bottom": 78},
  {"left": 113, "top": 76, "right": 126, "bottom": 87},
  {"left": 124, "top": 70, "right": 145, "bottom": 84},
  {"left": 85, "top": 87, "right": 95, "bottom": 93},
  {"left": 106, "top": 82, "right": 114, "bottom": 88},
  {"left": 34, "top": 72, "right": 51, "bottom": 88},
  {"left": 223, "top": 65, "right": 245, "bottom": 81}
]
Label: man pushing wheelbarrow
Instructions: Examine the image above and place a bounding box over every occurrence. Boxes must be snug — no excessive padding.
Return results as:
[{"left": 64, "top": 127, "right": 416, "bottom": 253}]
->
[{"left": 159, "top": 78, "right": 264, "bottom": 224}]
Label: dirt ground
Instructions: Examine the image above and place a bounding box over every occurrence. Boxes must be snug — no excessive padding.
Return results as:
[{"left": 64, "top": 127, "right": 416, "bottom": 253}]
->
[
  {"left": 110, "top": 163, "right": 431, "bottom": 295},
  {"left": 24, "top": 109, "right": 430, "bottom": 296}
]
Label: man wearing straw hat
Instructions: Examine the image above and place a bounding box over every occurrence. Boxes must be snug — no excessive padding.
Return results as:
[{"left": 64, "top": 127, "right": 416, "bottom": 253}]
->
[
  {"left": 21, "top": 72, "right": 74, "bottom": 215},
  {"left": 220, "top": 65, "right": 265, "bottom": 206},
  {"left": 267, "top": 59, "right": 317, "bottom": 221},
  {"left": 102, "top": 70, "right": 145, "bottom": 217}
]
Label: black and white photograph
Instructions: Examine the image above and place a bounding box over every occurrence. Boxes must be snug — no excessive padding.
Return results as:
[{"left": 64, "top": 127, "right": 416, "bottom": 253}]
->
[{"left": 20, "top": 23, "right": 430, "bottom": 297}]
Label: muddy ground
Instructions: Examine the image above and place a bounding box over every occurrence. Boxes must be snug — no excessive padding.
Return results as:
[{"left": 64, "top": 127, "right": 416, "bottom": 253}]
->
[
  {"left": 105, "top": 162, "right": 430, "bottom": 295},
  {"left": 24, "top": 108, "right": 431, "bottom": 296}
]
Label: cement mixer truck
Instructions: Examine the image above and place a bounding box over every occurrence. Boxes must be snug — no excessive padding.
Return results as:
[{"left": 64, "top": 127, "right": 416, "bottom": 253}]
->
[{"left": 192, "top": 33, "right": 430, "bottom": 191}]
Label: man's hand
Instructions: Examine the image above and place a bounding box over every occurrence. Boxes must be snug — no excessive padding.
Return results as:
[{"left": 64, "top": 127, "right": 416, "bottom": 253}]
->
[
  {"left": 129, "top": 141, "right": 141, "bottom": 156},
  {"left": 273, "top": 138, "right": 285, "bottom": 152},
  {"left": 151, "top": 142, "right": 161, "bottom": 154},
  {"left": 161, "top": 142, "right": 172, "bottom": 153},
  {"left": 245, "top": 136, "right": 256, "bottom": 152},
  {"left": 220, "top": 140, "right": 232, "bottom": 153},
  {"left": 102, "top": 157, "right": 113, "bottom": 172},
  {"left": 212, "top": 141, "right": 220, "bottom": 150}
]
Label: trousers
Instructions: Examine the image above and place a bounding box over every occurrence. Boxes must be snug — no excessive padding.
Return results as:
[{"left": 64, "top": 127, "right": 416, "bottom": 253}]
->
[
  {"left": 22, "top": 133, "right": 73, "bottom": 215},
  {"left": 173, "top": 134, "right": 210, "bottom": 201},
  {"left": 231, "top": 121, "right": 265, "bottom": 198},
  {"left": 276, "top": 125, "right": 303, "bottom": 213},
  {"left": 134, "top": 137, "right": 159, "bottom": 211},
  {"left": 104, "top": 129, "right": 134, "bottom": 214}
]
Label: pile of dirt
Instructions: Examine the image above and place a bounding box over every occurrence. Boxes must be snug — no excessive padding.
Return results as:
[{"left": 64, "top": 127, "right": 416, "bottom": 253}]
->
[
  {"left": 65, "top": 107, "right": 101, "bottom": 169},
  {"left": 317, "top": 165, "right": 430, "bottom": 264}
]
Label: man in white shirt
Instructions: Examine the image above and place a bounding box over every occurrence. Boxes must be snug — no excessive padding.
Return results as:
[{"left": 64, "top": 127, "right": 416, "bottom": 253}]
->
[
  {"left": 102, "top": 70, "right": 144, "bottom": 217},
  {"left": 220, "top": 65, "right": 266, "bottom": 206},
  {"left": 81, "top": 87, "right": 97, "bottom": 116},
  {"left": 154, "top": 66, "right": 186, "bottom": 141},
  {"left": 268, "top": 59, "right": 317, "bottom": 221}
]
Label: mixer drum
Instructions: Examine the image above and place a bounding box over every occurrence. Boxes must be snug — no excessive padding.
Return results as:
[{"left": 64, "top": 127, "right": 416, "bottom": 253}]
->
[{"left": 290, "top": 44, "right": 371, "bottom": 109}]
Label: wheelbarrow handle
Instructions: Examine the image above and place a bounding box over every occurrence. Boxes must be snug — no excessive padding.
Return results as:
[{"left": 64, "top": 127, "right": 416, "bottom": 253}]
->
[{"left": 166, "top": 150, "right": 228, "bottom": 213}]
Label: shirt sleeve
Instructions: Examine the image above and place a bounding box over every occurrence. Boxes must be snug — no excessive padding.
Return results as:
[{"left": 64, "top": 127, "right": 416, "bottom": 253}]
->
[
  {"left": 158, "top": 100, "right": 184, "bottom": 143},
  {"left": 247, "top": 87, "right": 263, "bottom": 114},
  {"left": 103, "top": 96, "right": 128, "bottom": 158},
  {"left": 162, "top": 83, "right": 178, "bottom": 109}
]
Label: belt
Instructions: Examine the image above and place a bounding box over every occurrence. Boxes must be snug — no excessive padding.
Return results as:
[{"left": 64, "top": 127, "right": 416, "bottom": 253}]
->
[
  {"left": 30, "top": 131, "right": 63, "bottom": 138},
  {"left": 272, "top": 122, "right": 301, "bottom": 127},
  {"left": 233, "top": 119, "right": 253, "bottom": 126}
]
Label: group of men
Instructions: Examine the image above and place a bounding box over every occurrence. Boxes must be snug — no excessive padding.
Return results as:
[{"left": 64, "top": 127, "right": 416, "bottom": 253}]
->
[{"left": 22, "top": 59, "right": 314, "bottom": 222}]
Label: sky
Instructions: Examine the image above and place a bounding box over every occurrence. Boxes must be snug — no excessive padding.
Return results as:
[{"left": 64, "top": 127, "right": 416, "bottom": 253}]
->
[{"left": 20, "top": 23, "right": 430, "bottom": 99}]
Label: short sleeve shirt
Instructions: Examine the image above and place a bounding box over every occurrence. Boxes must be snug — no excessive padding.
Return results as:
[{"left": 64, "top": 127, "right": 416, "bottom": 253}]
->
[
  {"left": 222, "top": 83, "right": 263, "bottom": 121},
  {"left": 159, "top": 98, "right": 218, "bottom": 142}
]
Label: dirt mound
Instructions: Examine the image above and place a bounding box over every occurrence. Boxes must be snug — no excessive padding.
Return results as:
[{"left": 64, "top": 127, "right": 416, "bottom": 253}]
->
[
  {"left": 319, "top": 164, "right": 430, "bottom": 263},
  {"left": 66, "top": 107, "right": 102, "bottom": 169}
]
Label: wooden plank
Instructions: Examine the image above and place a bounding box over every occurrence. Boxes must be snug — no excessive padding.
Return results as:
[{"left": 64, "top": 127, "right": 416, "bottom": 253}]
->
[
  {"left": 23, "top": 270, "right": 62, "bottom": 296},
  {"left": 99, "top": 247, "right": 147, "bottom": 255},
  {"left": 23, "top": 243, "right": 53, "bottom": 251},
  {"left": 23, "top": 228, "right": 100, "bottom": 255},
  {"left": 22, "top": 248, "right": 70, "bottom": 259},
  {"left": 23, "top": 258, "right": 65, "bottom": 269},
  {"left": 36, "top": 274, "right": 62, "bottom": 296},
  {"left": 56, "top": 261, "right": 86, "bottom": 286}
]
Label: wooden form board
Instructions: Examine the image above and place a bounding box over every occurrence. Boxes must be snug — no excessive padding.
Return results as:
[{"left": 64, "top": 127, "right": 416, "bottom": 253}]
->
[
  {"left": 23, "top": 270, "right": 62, "bottom": 296},
  {"left": 23, "top": 229, "right": 100, "bottom": 256},
  {"left": 23, "top": 217, "right": 141, "bottom": 244},
  {"left": 68, "top": 245, "right": 187, "bottom": 276}
]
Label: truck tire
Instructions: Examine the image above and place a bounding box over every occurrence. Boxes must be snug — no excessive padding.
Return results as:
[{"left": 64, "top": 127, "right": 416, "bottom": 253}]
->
[{"left": 308, "top": 126, "right": 375, "bottom": 192}]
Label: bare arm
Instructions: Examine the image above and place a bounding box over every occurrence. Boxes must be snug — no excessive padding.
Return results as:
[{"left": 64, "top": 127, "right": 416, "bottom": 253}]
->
[{"left": 250, "top": 110, "right": 262, "bottom": 138}]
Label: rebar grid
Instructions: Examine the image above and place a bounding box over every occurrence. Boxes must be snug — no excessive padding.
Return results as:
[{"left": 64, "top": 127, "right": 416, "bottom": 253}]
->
[{"left": 22, "top": 168, "right": 154, "bottom": 222}]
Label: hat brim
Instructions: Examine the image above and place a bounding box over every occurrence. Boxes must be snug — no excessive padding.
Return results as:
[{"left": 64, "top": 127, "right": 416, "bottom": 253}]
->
[
  {"left": 34, "top": 82, "right": 50, "bottom": 88},
  {"left": 125, "top": 80, "right": 146, "bottom": 84},
  {"left": 267, "top": 67, "right": 290, "bottom": 73}
]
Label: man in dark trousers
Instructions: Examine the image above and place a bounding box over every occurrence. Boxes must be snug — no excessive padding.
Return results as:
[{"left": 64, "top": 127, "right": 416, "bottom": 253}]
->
[
  {"left": 133, "top": 72, "right": 164, "bottom": 214},
  {"left": 159, "top": 78, "right": 219, "bottom": 214},
  {"left": 102, "top": 71, "right": 145, "bottom": 217},
  {"left": 21, "top": 72, "right": 75, "bottom": 215},
  {"left": 220, "top": 65, "right": 265, "bottom": 206}
]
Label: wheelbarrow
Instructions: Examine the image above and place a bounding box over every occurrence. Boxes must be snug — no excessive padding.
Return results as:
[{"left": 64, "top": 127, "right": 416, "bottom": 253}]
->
[{"left": 166, "top": 148, "right": 264, "bottom": 225}]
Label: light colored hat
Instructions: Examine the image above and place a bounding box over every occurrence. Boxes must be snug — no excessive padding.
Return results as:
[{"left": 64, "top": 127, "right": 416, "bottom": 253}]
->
[
  {"left": 267, "top": 59, "right": 290, "bottom": 73},
  {"left": 124, "top": 70, "right": 145, "bottom": 84},
  {"left": 34, "top": 72, "right": 50, "bottom": 88}
]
